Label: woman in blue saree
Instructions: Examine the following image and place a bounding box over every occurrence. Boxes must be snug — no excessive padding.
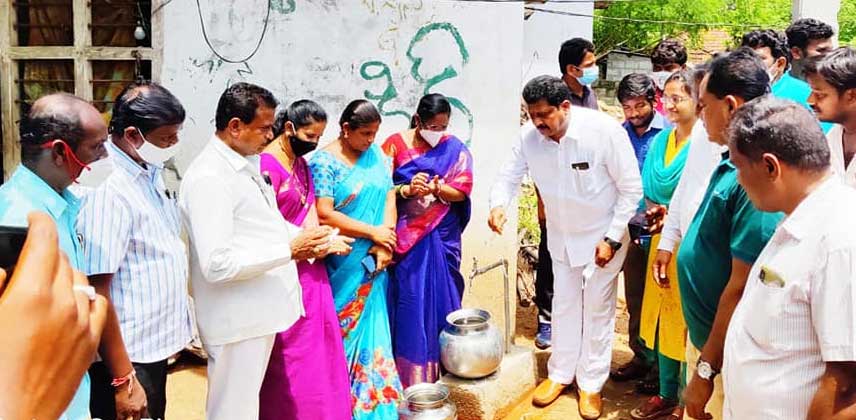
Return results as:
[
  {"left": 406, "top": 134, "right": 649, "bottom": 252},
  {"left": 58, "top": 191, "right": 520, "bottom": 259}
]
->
[
  {"left": 381, "top": 94, "right": 473, "bottom": 388},
  {"left": 310, "top": 100, "right": 402, "bottom": 419}
]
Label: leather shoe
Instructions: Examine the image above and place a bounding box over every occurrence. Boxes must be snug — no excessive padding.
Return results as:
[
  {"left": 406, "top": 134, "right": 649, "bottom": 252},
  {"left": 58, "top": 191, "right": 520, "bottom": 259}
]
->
[
  {"left": 578, "top": 390, "right": 603, "bottom": 419},
  {"left": 532, "top": 379, "right": 567, "bottom": 407}
]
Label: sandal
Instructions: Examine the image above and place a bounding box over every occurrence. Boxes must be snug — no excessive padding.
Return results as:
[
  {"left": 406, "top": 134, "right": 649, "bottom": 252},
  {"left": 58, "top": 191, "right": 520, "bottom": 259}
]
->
[
  {"left": 666, "top": 405, "right": 684, "bottom": 420},
  {"left": 630, "top": 396, "right": 678, "bottom": 420}
]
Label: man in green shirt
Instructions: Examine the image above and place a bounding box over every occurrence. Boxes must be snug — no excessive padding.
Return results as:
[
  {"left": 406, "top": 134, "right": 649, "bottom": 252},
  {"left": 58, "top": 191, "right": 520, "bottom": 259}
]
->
[{"left": 658, "top": 47, "right": 784, "bottom": 420}]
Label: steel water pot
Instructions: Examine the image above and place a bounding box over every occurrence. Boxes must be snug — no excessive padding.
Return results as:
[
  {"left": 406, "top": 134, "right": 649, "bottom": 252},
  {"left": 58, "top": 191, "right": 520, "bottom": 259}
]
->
[
  {"left": 398, "top": 382, "right": 457, "bottom": 420},
  {"left": 439, "top": 308, "right": 503, "bottom": 379}
]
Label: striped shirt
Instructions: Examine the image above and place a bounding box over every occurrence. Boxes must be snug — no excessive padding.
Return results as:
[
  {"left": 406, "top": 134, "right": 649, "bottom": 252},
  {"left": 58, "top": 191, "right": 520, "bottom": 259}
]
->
[
  {"left": 723, "top": 177, "right": 856, "bottom": 420},
  {"left": 77, "top": 141, "right": 191, "bottom": 363}
]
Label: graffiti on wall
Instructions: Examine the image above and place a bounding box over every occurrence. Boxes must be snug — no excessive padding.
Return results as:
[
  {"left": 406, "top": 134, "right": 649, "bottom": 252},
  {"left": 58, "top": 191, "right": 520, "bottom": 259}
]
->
[{"left": 360, "top": 22, "right": 474, "bottom": 144}]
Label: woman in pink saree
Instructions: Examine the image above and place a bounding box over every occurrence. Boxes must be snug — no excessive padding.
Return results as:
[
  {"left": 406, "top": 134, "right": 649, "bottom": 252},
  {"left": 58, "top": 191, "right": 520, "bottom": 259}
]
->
[{"left": 258, "top": 100, "right": 351, "bottom": 420}]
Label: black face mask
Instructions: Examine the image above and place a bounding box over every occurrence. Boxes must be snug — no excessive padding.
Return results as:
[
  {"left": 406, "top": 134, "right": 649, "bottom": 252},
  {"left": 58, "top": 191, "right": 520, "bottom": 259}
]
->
[{"left": 289, "top": 135, "right": 317, "bottom": 156}]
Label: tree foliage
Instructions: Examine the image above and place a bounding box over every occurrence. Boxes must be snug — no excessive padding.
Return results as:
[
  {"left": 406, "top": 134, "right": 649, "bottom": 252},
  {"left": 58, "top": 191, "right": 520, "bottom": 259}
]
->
[
  {"left": 840, "top": 1, "right": 856, "bottom": 47},
  {"left": 593, "top": 0, "right": 792, "bottom": 55}
]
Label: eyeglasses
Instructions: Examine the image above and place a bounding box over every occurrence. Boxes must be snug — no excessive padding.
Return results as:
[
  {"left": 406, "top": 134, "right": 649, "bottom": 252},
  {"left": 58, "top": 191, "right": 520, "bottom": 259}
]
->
[{"left": 663, "top": 95, "right": 691, "bottom": 105}]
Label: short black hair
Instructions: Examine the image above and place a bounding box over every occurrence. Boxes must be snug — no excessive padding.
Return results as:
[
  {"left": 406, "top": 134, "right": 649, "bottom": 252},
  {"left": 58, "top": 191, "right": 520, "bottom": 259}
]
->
[
  {"left": 558, "top": 38, "right": 595, "bottom": 75},
  {"left": 705, "top": 47, "right": 771, "bottom": 101},
  {"left": 741, "top": 29, "right": 791, "bottom": 64},
  {"left": 651, "top": 39, "right": 688, "bottom": 67},
  {"left": 19, "top": 93, "right": 88, "bottom": 163},
  {"left": 273, "top": 100, "right": 327, "bottom": 138},
  {"left": 729, "top": 96, "right": 829, "bottom": 172},
  {"left": 523, "top": 75, "right": 572, "bottom": 107},
  {"left": 786, "top": 18, "right": 835, "bottom": 52},
  {"left": 617, "top": 73, "right": 656, "bottom": 104},
  {"left": 214, "top": 82, "right": 278, "bottom": 131},
  {"left": 110, "top": 82, "right": 185, "bottom": 139},
  {"left": 338, "top": 99, "right": 381, "bottom": 130},
  {"left": 804, "top": 47, "right": 856, "bottom": 94},
  {"left": 411, "top": 93, "right": 452, "bottom": 128}
]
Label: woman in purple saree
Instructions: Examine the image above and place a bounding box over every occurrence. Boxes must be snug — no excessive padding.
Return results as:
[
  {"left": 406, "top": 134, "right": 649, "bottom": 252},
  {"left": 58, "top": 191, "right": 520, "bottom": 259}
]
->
[
  {"left": 258, "top": 100, "right": 351, "bottom": 420},
  {"left": 381, "top": 94, "right": 474, "bottom": 387}
]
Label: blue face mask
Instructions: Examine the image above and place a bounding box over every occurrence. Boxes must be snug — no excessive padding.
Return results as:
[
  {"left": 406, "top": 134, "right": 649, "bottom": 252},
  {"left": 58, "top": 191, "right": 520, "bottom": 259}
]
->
[{"left": 576, "top": 66, "right": 599, "bottom": 86}]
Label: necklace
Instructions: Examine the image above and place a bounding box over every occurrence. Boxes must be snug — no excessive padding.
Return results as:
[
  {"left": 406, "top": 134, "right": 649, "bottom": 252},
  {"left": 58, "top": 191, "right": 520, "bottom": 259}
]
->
[{"left": 278, "top": 140, "right": 308, "bottom": 207}]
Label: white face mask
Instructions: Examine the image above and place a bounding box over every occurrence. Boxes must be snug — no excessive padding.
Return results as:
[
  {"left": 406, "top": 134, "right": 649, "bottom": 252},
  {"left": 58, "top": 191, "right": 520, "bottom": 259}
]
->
[
  {"left": 419, "top": 129, "right": 445, "bottom": 147},
  {"left": 135, "top": 129, "right": 180, "bottom": 166},
  {"left": 651, "top": 71, "right": 672, "bottom": 90}
]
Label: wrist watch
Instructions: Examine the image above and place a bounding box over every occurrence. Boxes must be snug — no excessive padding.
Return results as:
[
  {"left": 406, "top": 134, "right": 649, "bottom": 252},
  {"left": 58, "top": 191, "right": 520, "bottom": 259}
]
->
[
  {"left": 603, "top": 237, "right": 622, "bottom": 252},
  {"left": 696, "top": 359, "right": 719, "bottom": 381}
]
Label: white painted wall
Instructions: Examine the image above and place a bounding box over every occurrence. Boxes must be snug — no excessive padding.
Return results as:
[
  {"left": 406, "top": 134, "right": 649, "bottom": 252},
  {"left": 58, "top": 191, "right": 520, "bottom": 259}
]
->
[
  {"left": 522, "top": 1, "right": 594, "bottom": 84},
  {"left": 792, "top": 0, "right": 841, "bottom": 40},
  {"left": 161, "top": 0, "right": 524, "bottom": 335}
]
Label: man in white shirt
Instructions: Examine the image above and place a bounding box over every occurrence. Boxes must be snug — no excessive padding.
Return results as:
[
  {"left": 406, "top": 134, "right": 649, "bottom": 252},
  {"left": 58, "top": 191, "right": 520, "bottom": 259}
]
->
[
  {"left": 179, "top": 82, "right": 344, "bottom": 420},
  {"left": 723, "top": 97, "right": 856, "bottom": 420},
  {"left": 805, "top": 47, "right": 856, "bottom": 188},
  {"left": 79, "top": 82, "right": 188, "bottom": 420},
  {"left": 489, "top": 75, "right": 642, "bottom": 418}
]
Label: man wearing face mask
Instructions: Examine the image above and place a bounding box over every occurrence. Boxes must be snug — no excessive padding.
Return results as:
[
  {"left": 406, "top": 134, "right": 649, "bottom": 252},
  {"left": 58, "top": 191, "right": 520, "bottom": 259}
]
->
[
  {"left": 0, "top": 93, "right": 109, "bottom": 420},
  {"left": 741, "top": 29, "right": 832, "bottom": 133},
  {"left": 560, "top": 38, "right": 601, "bottom": 111},
  {"left": 650, "top": 39, "right": 689, "bottom": 115},
  {"left": 76, "top": 82, "right": 189, "bottom": 420}
]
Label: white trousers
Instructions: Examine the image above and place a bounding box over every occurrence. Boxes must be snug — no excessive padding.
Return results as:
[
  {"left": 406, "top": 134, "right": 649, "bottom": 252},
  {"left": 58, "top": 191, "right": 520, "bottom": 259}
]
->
[
  {"left": 204, "top": 334, "right": 276, "bottom": 420},
  {"left": 547, "top": 243, "right": 628, "bottom": 392}
]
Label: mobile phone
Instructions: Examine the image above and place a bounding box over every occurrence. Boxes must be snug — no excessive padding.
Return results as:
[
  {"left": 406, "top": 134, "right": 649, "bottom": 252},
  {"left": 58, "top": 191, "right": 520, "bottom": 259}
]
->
[
  {"left": 361, "top": 255, "right": 377, "bottom": 276},
  {"left": 0, "top": 225, "right": 28, "bottom": 273}
]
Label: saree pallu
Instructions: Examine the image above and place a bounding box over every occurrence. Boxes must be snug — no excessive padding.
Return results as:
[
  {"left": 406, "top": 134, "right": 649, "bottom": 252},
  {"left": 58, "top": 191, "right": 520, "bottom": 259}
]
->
[
  {"left": 382, "top": 134, "right": 473, "bottom": 388},
  {"left": 258, "top": 154, "right": 351, "bottom": 420},
  {"left": 310, "top": 145, "right": 403, "bottom": 420}
]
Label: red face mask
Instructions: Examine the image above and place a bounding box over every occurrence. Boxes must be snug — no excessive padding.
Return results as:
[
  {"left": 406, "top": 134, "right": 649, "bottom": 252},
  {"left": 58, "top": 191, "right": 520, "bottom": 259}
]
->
[{"left": 41, "top": 140, "right": 91, "bottom": 183}]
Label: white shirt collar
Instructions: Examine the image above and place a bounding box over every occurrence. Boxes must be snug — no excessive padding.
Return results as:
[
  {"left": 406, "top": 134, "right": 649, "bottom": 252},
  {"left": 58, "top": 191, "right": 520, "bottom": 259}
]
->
[
  {"left": 779, "top": 175, "right": 838, "bottom": 241},
  {"left": 210, "top": 134, "right": 260, "bottom": 175}
]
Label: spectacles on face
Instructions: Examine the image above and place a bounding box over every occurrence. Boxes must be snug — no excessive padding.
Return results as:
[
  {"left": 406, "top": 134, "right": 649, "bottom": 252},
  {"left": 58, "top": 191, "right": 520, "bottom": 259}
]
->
[{"left": 663, "top": 95, "right": 691, "bottom": 106}]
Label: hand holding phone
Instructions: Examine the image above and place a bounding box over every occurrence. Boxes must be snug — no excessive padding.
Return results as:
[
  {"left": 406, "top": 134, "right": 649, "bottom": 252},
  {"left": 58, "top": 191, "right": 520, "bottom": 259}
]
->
[{"left": 0, "top": 225, "right": 28, "bottom": 276}]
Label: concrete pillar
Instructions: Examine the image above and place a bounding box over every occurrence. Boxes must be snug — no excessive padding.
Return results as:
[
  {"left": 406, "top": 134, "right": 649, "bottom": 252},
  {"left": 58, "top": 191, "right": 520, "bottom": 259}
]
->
[{"left": 792, "top": 0, "right": 842, "bottom": 43}]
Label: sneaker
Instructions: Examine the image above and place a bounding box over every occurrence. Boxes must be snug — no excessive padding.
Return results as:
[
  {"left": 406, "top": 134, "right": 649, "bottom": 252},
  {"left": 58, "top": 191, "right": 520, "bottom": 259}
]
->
[{"left": 535, "top": 322, "right": 552, "bottom": 349}]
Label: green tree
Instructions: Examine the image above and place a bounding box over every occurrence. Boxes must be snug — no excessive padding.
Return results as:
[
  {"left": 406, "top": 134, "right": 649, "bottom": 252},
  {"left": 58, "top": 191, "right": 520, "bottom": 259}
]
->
[
  {"left": 840, "top": 1, "right": 856, "bottom": 47},
  {"left": 593, "top": 0, "right": 791, "bottom": 55}
]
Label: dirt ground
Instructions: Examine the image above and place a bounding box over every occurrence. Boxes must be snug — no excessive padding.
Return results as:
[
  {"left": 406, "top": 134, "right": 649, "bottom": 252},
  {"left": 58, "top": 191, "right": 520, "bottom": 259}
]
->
[{"left": 164, "top": 281, "right": 649, "bottom": 420}]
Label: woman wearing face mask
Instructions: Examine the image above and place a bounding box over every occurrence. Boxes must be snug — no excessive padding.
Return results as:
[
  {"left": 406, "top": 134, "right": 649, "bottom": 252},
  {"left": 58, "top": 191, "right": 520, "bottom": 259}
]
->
[
  {"left": 259, "top": 100, "right": 353, "bottom": 420},
  {"left": 630, "top": 71, "right": 696, "bottom": 420},
  {"left": 309, "top": 100, "right": 402, "bottom": 420},
  {"left": 381, "top": 93, "right": 473, "bottom": 388}
]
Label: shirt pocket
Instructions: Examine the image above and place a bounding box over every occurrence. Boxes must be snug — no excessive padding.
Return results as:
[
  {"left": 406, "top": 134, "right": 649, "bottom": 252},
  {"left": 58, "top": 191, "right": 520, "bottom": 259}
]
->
[
  {"left": 742, "top": 274, "right": 796, "bottom": 352},
  {"left": 569, "top": 154, "right": 600, "bottom": 196}
]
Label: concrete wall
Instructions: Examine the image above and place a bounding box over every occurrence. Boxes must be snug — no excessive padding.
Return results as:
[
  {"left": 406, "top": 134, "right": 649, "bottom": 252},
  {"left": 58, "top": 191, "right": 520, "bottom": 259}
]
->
[
  {"left": 522, "top": 1, "right": 594, "bottom": 84},
  {"left": 604, "top": 53, "right": 652, "bottom": 82},
  {"left": 161, "top": 1, "right": 524, "bottom": 338}
]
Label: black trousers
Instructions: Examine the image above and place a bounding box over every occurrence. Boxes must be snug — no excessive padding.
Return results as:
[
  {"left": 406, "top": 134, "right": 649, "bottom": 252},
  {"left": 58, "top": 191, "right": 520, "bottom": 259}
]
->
[
  {"left": 534, "top": 223, "right": 554, "bottom": 322},
  {"left": 622, "top": 241, "right": 650, "bottom": 364},
  {"left": 89, "top": 359, "right": 169, "bottom": 420}
]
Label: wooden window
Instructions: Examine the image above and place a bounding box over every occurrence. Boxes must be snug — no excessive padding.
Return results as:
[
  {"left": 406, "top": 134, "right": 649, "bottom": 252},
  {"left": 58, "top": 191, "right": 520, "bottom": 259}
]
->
[{"left": 0, "top": 0, "right": 164, "bottom": 181}]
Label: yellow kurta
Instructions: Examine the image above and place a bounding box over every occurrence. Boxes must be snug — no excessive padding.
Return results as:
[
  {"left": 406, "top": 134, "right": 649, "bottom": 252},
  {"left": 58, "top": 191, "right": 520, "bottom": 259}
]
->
[{"left": 639, "top": 131, "right": 688, "bottom": 362}]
